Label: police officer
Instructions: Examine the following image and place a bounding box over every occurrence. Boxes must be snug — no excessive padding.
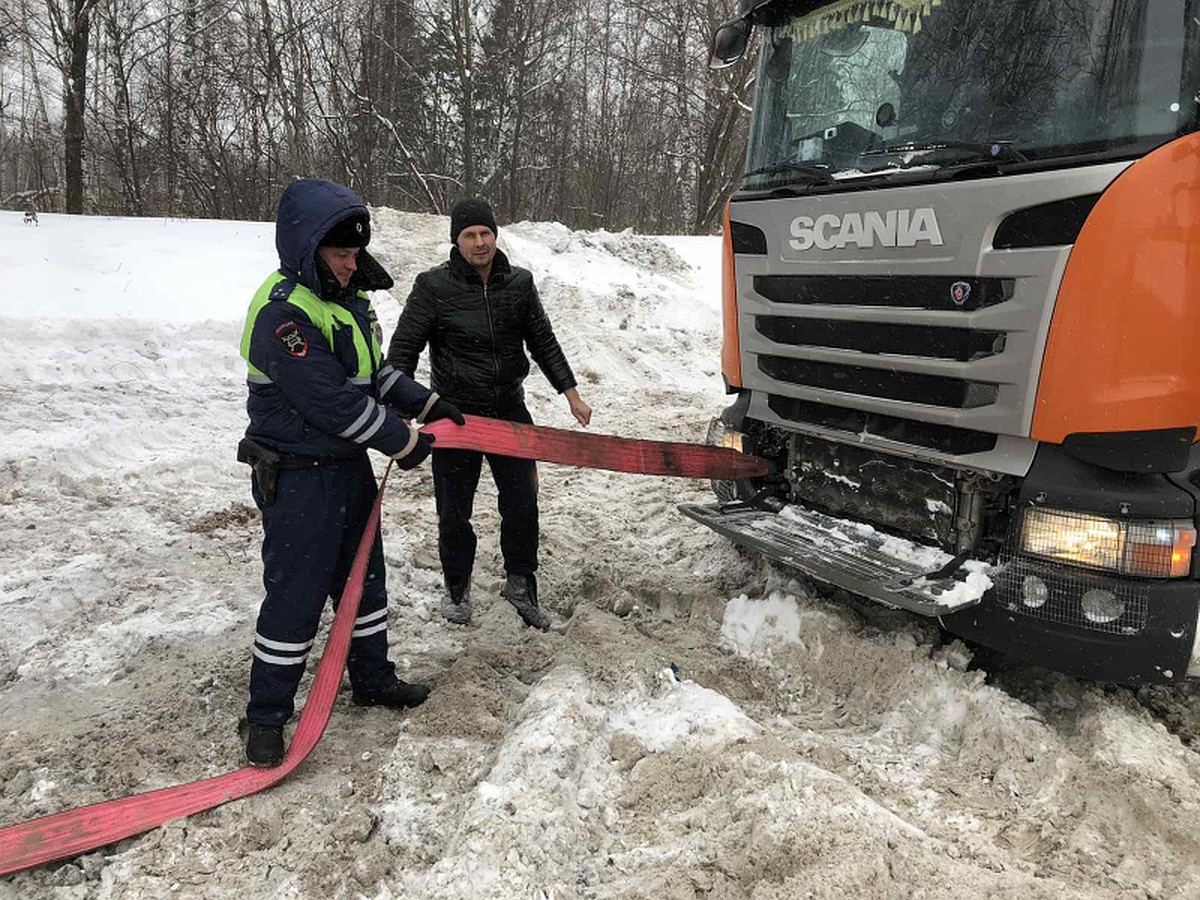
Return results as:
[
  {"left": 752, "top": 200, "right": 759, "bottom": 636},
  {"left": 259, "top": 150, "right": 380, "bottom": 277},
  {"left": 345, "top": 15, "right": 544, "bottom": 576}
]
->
[{"left": 239, "top": 178, "right": 463, "bottom": 767}]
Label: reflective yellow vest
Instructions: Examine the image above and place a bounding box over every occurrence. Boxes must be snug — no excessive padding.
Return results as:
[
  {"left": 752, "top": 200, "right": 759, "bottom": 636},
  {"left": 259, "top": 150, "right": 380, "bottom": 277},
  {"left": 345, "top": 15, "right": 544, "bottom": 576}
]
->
[{"left": 240, "top": 272, "right": 383, "bottom": 385}]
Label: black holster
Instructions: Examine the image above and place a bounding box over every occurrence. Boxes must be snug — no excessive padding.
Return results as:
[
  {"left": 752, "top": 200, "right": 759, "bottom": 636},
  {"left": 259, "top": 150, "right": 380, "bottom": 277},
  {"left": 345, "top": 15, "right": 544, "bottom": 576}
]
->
[
  {"left": 237, "top": 437, "right": 283, "bottom": 505},
  {"left": 238, "top": 438, "right": 333, "bottom": 504}
]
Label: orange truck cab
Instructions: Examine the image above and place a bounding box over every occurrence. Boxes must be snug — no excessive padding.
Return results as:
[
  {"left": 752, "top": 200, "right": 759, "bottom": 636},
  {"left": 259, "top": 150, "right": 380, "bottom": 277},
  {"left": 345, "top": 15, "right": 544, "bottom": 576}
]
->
[{"left": 683, "top": 0, "right": 1200, "bottom": 683}]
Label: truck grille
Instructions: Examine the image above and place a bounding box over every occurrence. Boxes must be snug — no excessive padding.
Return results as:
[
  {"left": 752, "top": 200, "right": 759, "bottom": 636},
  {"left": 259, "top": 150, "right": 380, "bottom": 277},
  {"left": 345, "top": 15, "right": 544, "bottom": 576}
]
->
[
  {"left": 767, "top": 395, "right": 998, "bottom": 455},
  {"left": 753, "top": 275, "right": 1015, "bottom": 312},
  {"left": 759, "top": 355, "right": 1000, "bottom": 409},
  {"left": 756, "top": 317, "right": 1006, "bottom": 361},
  {"left": 734, "top": 164, "right": 1132, "bottom": 448}
]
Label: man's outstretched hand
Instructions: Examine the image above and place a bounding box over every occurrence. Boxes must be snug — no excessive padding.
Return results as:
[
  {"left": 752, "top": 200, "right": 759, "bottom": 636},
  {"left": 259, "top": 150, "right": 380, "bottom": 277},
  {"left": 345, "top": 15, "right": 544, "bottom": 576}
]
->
[{"left": 565, "top": 387, "right": 591, "bottom": 427}]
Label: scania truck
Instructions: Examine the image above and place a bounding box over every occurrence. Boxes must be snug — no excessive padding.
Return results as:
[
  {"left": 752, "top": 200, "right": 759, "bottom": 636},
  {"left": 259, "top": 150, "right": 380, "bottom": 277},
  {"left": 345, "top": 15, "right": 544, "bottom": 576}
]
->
[{"left": 682, "top": 0, "right": 1200, "bottom": 683}]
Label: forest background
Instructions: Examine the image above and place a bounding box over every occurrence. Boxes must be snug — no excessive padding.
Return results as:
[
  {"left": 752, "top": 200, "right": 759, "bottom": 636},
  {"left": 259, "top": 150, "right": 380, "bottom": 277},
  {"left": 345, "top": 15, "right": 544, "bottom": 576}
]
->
[{"left": 0, "top": 0, "right": 757, "bottom": 233}]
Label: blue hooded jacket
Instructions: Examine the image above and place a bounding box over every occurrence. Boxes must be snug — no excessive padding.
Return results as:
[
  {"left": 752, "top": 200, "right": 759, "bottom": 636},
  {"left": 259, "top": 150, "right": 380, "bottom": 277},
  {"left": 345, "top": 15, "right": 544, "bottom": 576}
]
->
[
  {"left": 242, "top": 179, "right": 434, "bottom": 460},
  {"left": 277, "top": 179, "right": 369, "bottom": 294}
]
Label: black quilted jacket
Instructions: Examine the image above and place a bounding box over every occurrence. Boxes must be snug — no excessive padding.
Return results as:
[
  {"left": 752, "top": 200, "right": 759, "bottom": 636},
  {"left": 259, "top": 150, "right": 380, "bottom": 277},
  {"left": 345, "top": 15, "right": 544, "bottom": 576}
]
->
[{"left": 387, "top": 247, "right": 577, "bottom": 415}]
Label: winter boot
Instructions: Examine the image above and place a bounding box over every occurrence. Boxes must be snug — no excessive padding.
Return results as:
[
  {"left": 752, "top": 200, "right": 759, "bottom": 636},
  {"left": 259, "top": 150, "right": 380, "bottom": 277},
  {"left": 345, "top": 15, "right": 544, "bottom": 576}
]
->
[
  {"left": 352, "top": 678, "right": 431, "bottom": 709},
  {"left": 502, "top": 573, "right": 550, "bottom": 631},
  {"left": 245, "top": 723, "right": 285, "bottom": 768},
  {"left": 442, "top": 575, "right": 473, "bottom": 625}
]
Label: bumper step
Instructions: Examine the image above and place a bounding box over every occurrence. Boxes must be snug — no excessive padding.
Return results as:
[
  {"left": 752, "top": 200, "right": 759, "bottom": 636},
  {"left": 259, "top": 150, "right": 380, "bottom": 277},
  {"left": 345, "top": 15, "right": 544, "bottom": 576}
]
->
[{"left": 679, "top": 502, "right": 988, "bottom": 617}]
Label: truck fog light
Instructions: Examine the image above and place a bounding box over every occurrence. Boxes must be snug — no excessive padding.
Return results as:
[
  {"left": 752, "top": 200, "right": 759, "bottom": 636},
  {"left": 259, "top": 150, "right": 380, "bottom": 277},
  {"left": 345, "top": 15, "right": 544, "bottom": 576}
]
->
[
  {"left": 1021, "top": 575, "right": 1048, "bottom": 608},
  {"left": 1080, "top": 589, "right": 1124, "bottom": 624}
]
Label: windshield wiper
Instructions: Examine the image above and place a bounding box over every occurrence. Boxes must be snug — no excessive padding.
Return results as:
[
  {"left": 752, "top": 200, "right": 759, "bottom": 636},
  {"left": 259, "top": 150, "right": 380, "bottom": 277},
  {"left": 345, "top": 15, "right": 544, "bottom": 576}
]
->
[
  {"left": 742, "top": 162, "right": 835, "bottom": 184},
  {"left": 862, "top": 140, "right": 1028, "bottom": 163}
]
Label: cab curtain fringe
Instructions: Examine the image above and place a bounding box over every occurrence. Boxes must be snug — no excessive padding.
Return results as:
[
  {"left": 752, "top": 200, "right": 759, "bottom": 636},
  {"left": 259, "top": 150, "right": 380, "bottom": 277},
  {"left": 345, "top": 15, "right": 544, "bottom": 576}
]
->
[{"left": 784, "top": 0, "right": 942, "bottom": 42}]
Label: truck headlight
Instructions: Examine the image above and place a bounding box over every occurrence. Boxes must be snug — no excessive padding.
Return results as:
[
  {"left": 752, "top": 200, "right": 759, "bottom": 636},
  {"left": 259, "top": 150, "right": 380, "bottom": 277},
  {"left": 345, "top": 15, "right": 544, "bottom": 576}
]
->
[
  {"left": 1020, "top": 508, "right": 1196, "bottom": 578},
  {"left": 706, "top": 417, "right": 745, "bottom": 454}
]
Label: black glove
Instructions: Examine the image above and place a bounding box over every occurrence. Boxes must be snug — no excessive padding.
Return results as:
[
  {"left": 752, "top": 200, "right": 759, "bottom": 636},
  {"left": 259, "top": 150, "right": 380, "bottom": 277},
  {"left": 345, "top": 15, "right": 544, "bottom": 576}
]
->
[
  {"left": 393, "top": 432, "right": 436, "bottom": 470},
  {"left": 424, "top": 397, "right": 465, "bottom": 426}
]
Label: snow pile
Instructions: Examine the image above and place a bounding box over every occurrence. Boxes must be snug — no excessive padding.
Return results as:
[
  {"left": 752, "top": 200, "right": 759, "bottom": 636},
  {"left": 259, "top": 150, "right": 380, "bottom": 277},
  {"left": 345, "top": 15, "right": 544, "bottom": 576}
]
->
[
  {"left": 719, "top": 591, "right": 806, "bottom": 661},
  {"left": 608, "top": 666, "right": 760, "bottom": 752}
]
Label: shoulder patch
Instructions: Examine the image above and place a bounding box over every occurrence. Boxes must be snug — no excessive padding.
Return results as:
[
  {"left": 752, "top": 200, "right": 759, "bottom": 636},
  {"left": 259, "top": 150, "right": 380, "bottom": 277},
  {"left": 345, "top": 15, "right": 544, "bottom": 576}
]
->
[{"left": 275, "top": 320, "right": 309, "bottom": 358}]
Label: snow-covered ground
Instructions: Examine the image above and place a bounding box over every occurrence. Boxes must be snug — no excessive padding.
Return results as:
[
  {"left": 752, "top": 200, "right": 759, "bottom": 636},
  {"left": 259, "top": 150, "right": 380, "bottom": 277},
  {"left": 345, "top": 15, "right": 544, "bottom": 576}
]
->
[{"left": 3, "top": 210, "right": 1200, "bottom": 899}]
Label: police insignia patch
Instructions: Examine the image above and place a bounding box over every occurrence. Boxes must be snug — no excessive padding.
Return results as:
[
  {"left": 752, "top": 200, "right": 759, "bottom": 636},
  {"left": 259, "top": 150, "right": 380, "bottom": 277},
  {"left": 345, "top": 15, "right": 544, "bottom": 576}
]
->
[
  {"left": 368, "top": 309, "right": 383, "bottom": 346},
  {"left": 275, "top": 320, "right": 309, "bottom": 357}
]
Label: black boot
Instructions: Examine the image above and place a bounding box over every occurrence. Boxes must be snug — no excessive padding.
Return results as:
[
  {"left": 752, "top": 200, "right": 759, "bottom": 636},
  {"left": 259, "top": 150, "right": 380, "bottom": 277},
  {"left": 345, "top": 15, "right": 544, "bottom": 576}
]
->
[
  {"left": 502, "top": 573, "right": 550, "bottom": 631},
  {"left": 352, "top": 678, "right": 431, "bottom": 709},
  {"left": 245, "top": 723, "right": 285, "bottom": 768},
  {"left": 442, "top": 575, "right": 473, "bottom": 625}
]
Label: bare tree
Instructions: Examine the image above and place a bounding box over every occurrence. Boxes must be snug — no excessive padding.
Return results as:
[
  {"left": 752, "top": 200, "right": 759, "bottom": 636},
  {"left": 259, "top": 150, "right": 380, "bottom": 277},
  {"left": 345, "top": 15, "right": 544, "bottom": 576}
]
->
[
  {"left": 0, "top": 0, "right": 762, "bottom": 232},
  {"left": 44, "top": 0, "right": 102, "bottom": 212},
  {"left": 449, "top": 0, "right": 475, "bottom": 194}
]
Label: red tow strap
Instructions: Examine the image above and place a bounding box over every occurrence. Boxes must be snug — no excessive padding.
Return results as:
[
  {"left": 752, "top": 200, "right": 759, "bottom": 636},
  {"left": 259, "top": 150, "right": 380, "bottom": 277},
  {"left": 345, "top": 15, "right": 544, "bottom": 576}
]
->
[
  {"left": 0, "top": 468, "right": 392, "bottom": 877},
  {"left": 422, "top": 414, "right": 770, "bottom": 480},
  {"left": 0, "top": 418, "right": 768, "bottom": 876}
]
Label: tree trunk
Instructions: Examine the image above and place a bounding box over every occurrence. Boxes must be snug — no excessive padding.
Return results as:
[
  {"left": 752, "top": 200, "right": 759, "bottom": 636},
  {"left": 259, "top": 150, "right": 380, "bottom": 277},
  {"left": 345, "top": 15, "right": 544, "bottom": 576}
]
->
[
  {"left": 63, "top": 0, "right": 93, "bottom": 214},
  {"left": 453, "top": 0, "right": 475, "bottom": 194}
]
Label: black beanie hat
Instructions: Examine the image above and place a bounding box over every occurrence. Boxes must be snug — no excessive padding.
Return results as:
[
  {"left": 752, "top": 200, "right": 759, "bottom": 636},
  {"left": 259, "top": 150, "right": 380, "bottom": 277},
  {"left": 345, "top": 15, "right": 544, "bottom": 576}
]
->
[
  {"left": 320, "top": 213, "right": 371, "bottom": 248},
  {"left": 450, "top": 198, "right": 497, "bottom": 244}
]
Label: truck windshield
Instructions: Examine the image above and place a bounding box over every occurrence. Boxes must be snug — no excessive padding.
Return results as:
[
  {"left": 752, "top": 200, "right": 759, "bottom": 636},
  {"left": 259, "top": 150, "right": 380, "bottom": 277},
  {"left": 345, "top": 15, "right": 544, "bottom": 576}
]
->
[{"left": 743, "top": 0, "right": 1199, "bottom": 190}]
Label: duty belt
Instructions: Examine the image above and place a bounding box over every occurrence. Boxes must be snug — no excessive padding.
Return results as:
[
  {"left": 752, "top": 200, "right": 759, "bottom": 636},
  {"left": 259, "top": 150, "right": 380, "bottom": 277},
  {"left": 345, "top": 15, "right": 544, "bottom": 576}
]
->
[{"left": 236, "top": 438, "right": 351, "bottom": 503}]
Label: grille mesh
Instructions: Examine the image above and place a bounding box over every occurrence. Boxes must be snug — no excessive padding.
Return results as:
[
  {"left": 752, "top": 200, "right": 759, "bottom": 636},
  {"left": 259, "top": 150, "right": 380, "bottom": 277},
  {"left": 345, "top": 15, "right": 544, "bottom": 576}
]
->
[
  {"left": 993, "top": 554, "right": 1149, "bottom": 635},
  {"left": 758, "top": 355, "right": 999, "bottom": 409}
]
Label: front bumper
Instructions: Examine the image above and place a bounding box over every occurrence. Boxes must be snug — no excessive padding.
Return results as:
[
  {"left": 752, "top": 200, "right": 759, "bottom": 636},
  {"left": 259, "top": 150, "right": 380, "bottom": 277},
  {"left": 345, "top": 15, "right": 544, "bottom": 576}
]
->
[
  {"left": 682, "top": 500, "right": 1200, "bottom": 684},
  {"left": 942, "top": 557, "right": 1200, "bottom": 684}
]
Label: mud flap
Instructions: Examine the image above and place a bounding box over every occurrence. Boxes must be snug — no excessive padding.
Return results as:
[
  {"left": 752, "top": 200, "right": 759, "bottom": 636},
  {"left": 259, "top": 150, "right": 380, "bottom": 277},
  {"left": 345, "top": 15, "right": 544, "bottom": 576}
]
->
[{"left": 679, "top": 502, "right": 985, "bottom": 617}]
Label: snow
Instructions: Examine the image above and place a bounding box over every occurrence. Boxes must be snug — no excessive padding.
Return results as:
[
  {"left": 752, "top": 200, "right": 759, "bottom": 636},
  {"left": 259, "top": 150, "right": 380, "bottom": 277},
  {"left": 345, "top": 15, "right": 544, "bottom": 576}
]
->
[
  {"left": 926, "top": 498, "right": 953, "bottom": 516},
  {"left": 719, "top": 591, "right": 805, "bottom": 660},
  {"left": 845, "top": 518, "right": 994, "bottom": 607},
  {"left": 3, "top": 209, "right": 1200, "bottom": 898},
  {"left": 0, "top": 212, "right": 275, "bottom": 323},
  {"left": 775, "top": 505, "right": 994, "bottom": 607},
  {"left": 608, "top": 667, "right": 760, "bottom": 752},
  {"left": 831, "top": 164, "right": 940, "bottom": 181}
]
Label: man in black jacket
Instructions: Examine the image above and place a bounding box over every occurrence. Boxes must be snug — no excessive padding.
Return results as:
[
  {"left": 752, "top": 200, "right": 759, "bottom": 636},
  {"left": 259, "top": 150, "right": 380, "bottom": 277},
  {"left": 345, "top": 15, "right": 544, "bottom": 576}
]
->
[{"left": 388, "top": 198, "right": 591, "bottom": 629}]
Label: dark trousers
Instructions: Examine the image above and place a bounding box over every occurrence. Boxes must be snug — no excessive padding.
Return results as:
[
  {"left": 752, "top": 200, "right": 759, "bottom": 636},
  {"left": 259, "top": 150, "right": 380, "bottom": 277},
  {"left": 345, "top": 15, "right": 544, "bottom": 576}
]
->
[
  {"left": 246, "top": 454, "right": 395, "bottom": 727},
  {"left": 433, "top": 403, "right": 539, "bottom": 582}
]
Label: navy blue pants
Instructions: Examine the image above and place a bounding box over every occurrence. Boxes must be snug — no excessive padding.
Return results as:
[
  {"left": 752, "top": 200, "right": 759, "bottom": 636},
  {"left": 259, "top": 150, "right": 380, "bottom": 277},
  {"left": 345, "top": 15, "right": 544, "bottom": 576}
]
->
[
  {"left": 246, "top": 454, "right": 395, "bottom": 727},
  {"left": 433, "top": 403, "right": 539, "bottom": 582}
]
